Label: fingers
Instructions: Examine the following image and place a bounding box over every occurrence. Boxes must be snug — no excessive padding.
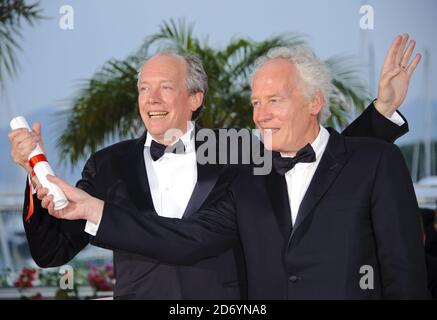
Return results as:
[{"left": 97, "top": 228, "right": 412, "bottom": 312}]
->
[
  {"left": 400, "top": 39, "right": 416, "bottom": 69},
  {"left": 400, "top": 38, "right": 421, "bottom": 78},
  {"left": 8, "top": 128, "right": 27, "bottom": 141},
  {"left": 395, "top": 33, "right": 409, "bottom": 67},
  {"left": 46, "top": 175, "right": 80, "bottom": 202},
  {"left": 380, "top": 33, "right": 421, "bottom": 82},
  {"left": 8, "top": 129, "right": 40, "bottom": 171},
  {"left": 19, "top": 133, "right": 39, "bottom": 152},
  {"left": 32, "top": 122, "right": 42, "bottom": 136},
  {"left": 382, "top": 35, "right": 402, "bottom": 71},
  {"left": 47, "top": 200, "right": 56, "bottom": 216},
  {"left": 46, "top": 175, "right": 72, "bottom": 194},
  {"left": 46, "top": 174, "right": 64, "bottom": 185},
  {"left": 36, "top": 186, "right": 48, "bottom": 200},
  {"left": 8, "top": 124, "right": 42, "bottom": 144},
  {"left": 41, "top": 194, "right": 53, "bottom": 210},
  {"left": 36, "top": 185, "right": 53, "bottom": 211},
  {"left": 406, "top": 53, "right": 422, "bottom": 77},
  {"left": 38, "top": 191, "right": 60, "bottom": 217},
  {"left": 9, "top": 129, "right": 33, "bottom": 148},
  {"left": 35, "top": 184, "right": 67, "bottom": 218}
]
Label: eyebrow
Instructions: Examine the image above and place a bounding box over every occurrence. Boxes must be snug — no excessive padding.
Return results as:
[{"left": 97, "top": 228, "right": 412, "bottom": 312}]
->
[
  {"left": 250, "top": 94, "right": 281, "bottom": 100},
  {"left": 139, "top": 79, "right": 174, "bottom": 85}
]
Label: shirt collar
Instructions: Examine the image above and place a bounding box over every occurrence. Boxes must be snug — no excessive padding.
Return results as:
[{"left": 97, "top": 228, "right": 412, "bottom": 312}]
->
[
  {"left": 311, "top": 125, "right": 330, "bottom": 161},
  {"left": 144, "top": 121, "right": 195, "bottom": 153},
  {"left": 281, "top": 125, "right": 330, "bottom": 171}
]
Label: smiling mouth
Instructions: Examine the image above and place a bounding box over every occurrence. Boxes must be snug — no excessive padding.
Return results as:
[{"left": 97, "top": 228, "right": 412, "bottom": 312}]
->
[
  {"left": 148, "top": 111, "right": 169, "bottom": 119},
  {"left": 262, "top": 128, "right": 280, "bottom": 135}
]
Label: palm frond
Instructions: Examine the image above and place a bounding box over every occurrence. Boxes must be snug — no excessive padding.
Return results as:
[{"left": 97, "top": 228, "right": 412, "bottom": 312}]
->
[
  {"left": 142, "top": 18, "right": 198, "bottom": 53},
  {"left": 56, "top": 57, "right": 142, "bottom": 164},
  {"left": 58, "top": 19, "right": 370, "bottom": 165},
  {"left": 324, "top": 55, "right": 371, "bottom": 129},
  {"left": 0, "top": 0, "right": 44, "bottom": 88}
]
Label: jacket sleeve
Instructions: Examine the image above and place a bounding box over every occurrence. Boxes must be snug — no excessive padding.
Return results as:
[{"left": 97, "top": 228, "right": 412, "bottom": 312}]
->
[
  {"left": 22, "top": 156, "right": 98, "bottom": 268},
  {"left": 342, "top": 101, "right": 409, "bottom": 143},
  {"left": 370, "top": 143, "right": 430, "bottom": 298},
  {"left": 425, "top": 224, "right": 437, "bottom": 260},
  {"left": 91, "top": 173, "right": 239, "bottom": 265}
]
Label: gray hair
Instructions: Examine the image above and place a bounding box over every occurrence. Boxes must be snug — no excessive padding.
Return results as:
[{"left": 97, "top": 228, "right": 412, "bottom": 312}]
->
[
  {"left": 137, "top": 51, "right": 208, "bottom": 120},
  {"left": 250, "top": 46, "right": 332, "bottom": 123}
]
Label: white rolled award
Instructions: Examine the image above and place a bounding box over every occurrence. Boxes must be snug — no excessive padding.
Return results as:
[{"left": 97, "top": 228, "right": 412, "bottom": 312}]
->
[{"left": 10, "top": 116, "right": 69, "bottom": 210}]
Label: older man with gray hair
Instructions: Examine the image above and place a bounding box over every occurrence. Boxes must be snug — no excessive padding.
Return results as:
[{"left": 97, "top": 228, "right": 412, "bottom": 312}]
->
[
  {"left": 10, "top": 51, "right": 248, "bottom": 300},
  {"left": 11, "top": 34, "right": 426, "bottom": 299}
]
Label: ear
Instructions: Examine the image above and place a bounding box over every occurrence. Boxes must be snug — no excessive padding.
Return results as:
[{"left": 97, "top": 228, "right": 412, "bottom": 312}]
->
[
  {"left": 308, "top": 91, "right": 324, "bottom": 117},
  {"left": 190, "top": 92, "right": 204, "bottom": 112}
]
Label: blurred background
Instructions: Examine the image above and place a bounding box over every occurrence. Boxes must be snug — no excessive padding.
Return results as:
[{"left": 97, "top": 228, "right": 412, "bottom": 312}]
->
[{"left": 0, "top": 0, "right": 436, "bottom": 299}]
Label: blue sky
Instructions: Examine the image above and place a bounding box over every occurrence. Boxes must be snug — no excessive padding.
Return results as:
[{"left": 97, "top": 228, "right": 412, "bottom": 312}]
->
[{"left": 1, "top": 0, "right": 436, "bottom": 191}]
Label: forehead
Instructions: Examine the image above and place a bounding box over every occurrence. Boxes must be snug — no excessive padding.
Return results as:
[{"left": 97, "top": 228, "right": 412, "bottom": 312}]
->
[
  {"left": 140, "top": 54, "right": 187, "bottom": 81},
  {"left": 251, "top": 59, "right": 298, "bottom": 94}
]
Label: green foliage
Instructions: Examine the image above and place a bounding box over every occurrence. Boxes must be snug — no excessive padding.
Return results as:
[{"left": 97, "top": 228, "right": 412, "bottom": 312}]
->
[
  {"left": 58, "top": 18, "right": 370, "bottom": 165},
  {"left": 0, "top": 0, "right": 44, "bottom": 89}
]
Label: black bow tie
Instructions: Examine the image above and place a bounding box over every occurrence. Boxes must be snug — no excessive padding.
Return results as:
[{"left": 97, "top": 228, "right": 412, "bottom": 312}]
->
[
  {"left": 273, "top": 144, "right": 316, "bottom": 175},
  {"left": 150, "top": 139, "right": 186, "bottom": 161}
]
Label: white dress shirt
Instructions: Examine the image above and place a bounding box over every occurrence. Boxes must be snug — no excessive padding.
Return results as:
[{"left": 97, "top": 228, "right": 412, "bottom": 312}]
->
[
  {"left": 280, "top": 110, "right": 405, "bottom": 226},
  {"left": 85, "top": 122, "right": 197, "bottom": 235},
  {"left": 282, "top": 125, "right": 330, "bottom": 226},
  {"left": 143, "top": 122, "right": 197, "bottom": 219},
  {"left": 84, "top": 112, "right": 405, "bottom": 234},
  {"left": 386, "top": 111, "right": 404, "bottom": 126}
]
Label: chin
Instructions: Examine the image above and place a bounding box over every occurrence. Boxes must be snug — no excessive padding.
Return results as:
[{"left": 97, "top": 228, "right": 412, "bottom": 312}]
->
[
  {"left": 263, "top": 142, "right": 273, "bottom": 151},
  {"left": 261, "top": 136, "right": 281, "bottom": 151},
  {"left": 145, "top": 125, "right": 166, "bottom": 137},
  {"left": 263, "top": 141, "right": 281, "bottom": 152},
  {"left": 270, "top": 145, "right": 283, "bottom": 153}
]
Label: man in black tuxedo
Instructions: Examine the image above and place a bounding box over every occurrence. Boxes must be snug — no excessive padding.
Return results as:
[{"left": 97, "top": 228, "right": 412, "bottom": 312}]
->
[
  {"left": 9, "top": 35, "right": 419, "bottom": 299},
  {"left": 10, "top": 52, "right": 249, "bottom": 299}
]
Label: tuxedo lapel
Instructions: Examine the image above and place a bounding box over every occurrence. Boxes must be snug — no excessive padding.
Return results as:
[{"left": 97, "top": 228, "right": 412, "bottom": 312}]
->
[
  {"left": 119, "top": 126, "right": 222, "bottom": 218},
  {"left": 265, "top": 156, "right": 293, "bottom": 240},
  {"left": 289, "top": 129, "right": 348, "bottom": 243},
  {"left": 183, "top": 163, "right": 223, "bottom": 218},
  {"left": 120, "top": 131, "right": 155, "bottom": 213},
  {"left": 183, "top": 126, "right": 223, "bottom": 218}
]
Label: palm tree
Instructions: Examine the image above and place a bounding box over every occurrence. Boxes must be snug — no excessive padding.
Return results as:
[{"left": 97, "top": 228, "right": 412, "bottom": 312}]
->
[
  {"left": 57, "top": 18, "right": 370, "bottom": 165},
  {"left": 0, "top": 0, "right": 43, "bottom": 89}
]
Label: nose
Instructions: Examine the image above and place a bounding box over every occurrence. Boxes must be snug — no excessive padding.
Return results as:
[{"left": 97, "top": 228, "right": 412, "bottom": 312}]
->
[
  {"left": 255, "top": 102, "right": 273, "bottom": 124},
  {"left": 147, "top": 87, "right": 162, "bottom": 105}
]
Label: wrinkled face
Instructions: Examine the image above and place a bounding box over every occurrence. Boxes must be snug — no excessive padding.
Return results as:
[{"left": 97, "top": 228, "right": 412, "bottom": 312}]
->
[
  {"left": 251, "top": 59, "right": 322, "bottom": 155},
  {"left": 138, "top": 54, "right": 202, "bottom": 143}
]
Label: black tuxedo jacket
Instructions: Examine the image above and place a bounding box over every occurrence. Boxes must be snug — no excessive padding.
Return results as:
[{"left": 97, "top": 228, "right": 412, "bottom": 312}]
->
[
  {"left": 92, "top": 106, "right": 428, "bottom": 299},
  {"left": 23, "top": 126, "right": 245, "bottom": 299},
  {"left": 23, "top": 103, "right": 408, "bottom": 299}
]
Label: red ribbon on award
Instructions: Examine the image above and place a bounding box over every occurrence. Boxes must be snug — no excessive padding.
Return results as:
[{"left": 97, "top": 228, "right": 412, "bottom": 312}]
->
[
  {"left": 25, "top": 154, "right": 48, "bottom": 222},
  {"left": 29, "top": 154, "right": 48, "bottom": 169}
]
